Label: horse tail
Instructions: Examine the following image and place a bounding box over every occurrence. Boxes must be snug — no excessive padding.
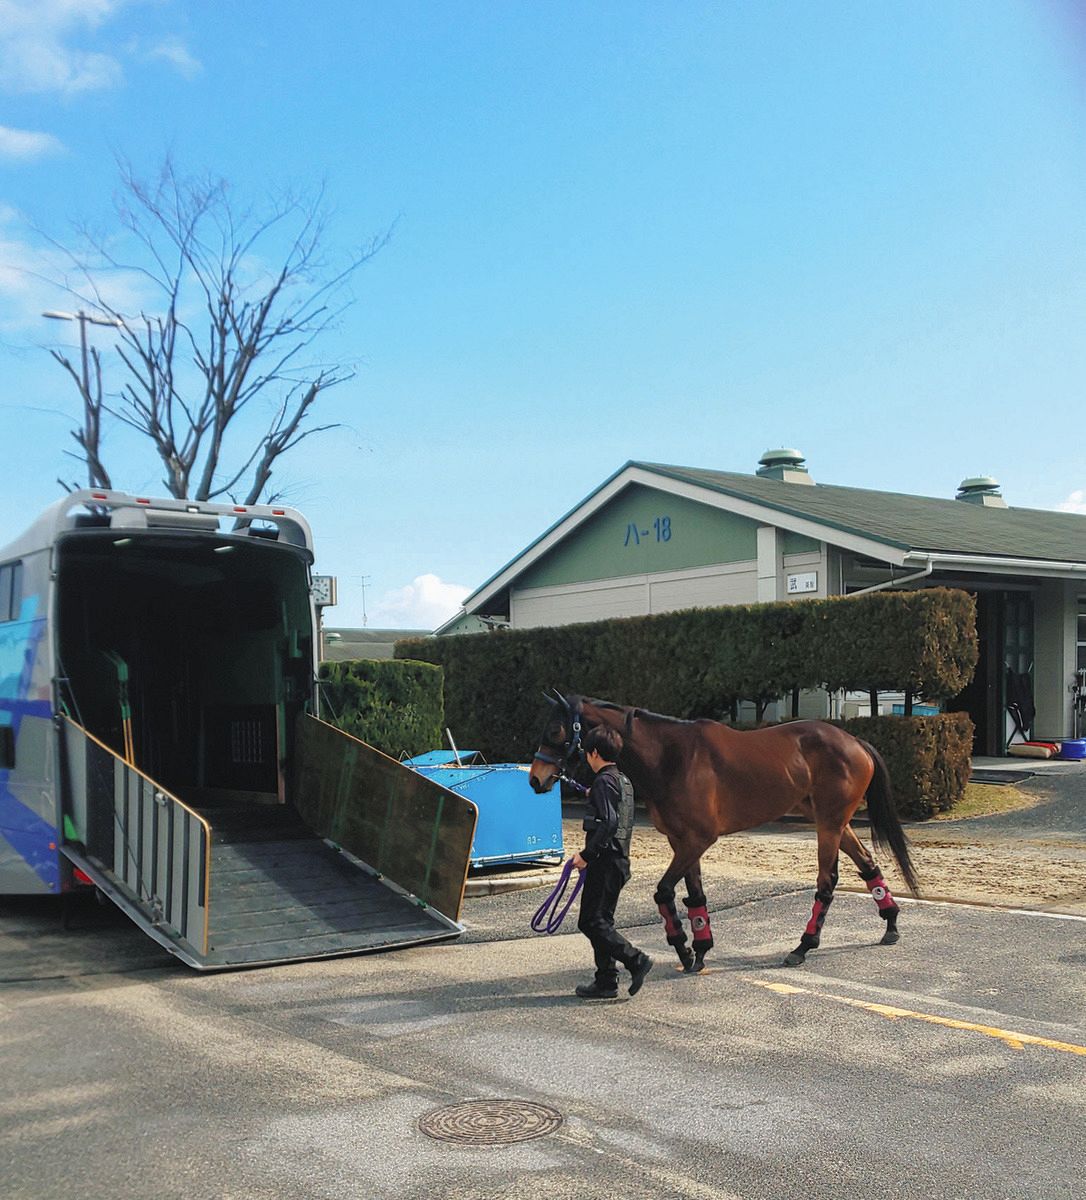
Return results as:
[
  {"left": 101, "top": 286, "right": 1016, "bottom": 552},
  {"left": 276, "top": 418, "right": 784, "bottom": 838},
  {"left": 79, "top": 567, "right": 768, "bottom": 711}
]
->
[{"left": 858, "top": 739, "right": 920, "bottom": 896}]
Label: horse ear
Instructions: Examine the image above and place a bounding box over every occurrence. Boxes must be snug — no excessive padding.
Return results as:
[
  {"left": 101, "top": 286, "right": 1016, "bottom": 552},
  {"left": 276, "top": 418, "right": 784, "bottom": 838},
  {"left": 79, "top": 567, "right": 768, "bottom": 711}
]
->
[{"left": 541, "top": 691, "right": 558, "bottom": 707}]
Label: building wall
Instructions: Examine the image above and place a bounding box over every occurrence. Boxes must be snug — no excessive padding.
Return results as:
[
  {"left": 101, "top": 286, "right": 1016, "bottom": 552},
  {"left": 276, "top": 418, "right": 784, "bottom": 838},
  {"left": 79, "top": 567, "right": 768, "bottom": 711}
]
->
[
  {"left": 510, "top": 547, "right": 830, "bottom": 629},
  {"left": 511, "top": 560, "right": 759, "bottom": 628},
  {"left": 517, "top": 483, "right": 818, "bottom": 590},
  {"left": 508, "top": 484, "right": 828, "bottom": 628}
]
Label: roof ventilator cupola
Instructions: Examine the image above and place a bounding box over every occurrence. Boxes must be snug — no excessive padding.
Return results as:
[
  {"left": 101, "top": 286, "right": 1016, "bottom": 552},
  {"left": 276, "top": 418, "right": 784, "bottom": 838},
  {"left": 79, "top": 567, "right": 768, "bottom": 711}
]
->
[
  {"left": 955, "top": 476, "right": 1007, "bottom": 508},
  {"left": 755, "top": 448, "right": 814, "bottom": 485}
]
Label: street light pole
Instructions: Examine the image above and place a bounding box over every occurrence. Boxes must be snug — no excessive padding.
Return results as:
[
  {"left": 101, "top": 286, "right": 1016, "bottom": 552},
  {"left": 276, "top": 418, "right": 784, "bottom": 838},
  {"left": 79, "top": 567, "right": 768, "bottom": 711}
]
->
[{"left": 42, "top": 309, "right": 125, "bottom": 390}]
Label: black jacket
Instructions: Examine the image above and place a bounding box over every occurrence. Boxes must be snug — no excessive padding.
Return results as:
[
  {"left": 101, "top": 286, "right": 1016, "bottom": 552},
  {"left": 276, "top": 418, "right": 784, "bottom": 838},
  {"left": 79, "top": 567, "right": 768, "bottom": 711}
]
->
[{"left": 581, "top": 764, "right": 634, "bottom": 862}]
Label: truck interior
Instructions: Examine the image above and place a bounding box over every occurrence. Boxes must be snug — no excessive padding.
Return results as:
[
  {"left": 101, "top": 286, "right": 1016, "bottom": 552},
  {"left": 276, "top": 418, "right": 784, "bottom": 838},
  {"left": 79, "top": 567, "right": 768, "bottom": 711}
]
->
[{"left": 54, "top": 527, "right": 314, "bottom": 816}]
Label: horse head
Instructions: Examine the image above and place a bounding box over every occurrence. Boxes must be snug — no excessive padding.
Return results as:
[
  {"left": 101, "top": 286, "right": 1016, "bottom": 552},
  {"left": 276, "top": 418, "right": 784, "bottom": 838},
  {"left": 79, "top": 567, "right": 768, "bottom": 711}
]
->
[{"left": 528, "top": 689, "right": 584, "bottom": 793}]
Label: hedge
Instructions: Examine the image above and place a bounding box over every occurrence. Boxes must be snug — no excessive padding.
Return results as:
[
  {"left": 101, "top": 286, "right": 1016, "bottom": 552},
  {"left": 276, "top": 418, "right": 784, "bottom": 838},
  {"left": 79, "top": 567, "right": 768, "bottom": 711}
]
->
[
  {"left": 395, "top": 588, "right": 978, "bottom": 763},
  {"left": 317, "top": 658, "right": 443, "bottom": 759},
  {"left": 840, "top": 712, "right": 974, "bottom": 820}
]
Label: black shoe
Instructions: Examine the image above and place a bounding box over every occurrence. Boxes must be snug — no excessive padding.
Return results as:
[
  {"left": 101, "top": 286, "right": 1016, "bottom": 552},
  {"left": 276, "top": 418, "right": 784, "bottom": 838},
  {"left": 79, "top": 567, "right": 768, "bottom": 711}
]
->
[
  {"left": 575, "top": 981, "right": 619, "bottom": 999},
  {"left": 628, "top": 954, "right": 654, "bottom": 996}
]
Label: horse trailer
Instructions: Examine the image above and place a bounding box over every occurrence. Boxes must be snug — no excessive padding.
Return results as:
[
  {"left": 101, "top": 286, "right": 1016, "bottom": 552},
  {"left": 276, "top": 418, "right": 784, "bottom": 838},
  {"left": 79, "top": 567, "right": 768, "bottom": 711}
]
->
[{"left": 0, "top": 490, "right": 476, "bottom": 968}]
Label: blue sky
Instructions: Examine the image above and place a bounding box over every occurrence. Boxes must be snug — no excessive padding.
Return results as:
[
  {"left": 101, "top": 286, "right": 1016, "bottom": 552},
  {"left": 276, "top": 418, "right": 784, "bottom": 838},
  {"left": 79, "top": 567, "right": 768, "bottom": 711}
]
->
[{"left": 1, "top": 2, "right": 1084, "bottom": 628}]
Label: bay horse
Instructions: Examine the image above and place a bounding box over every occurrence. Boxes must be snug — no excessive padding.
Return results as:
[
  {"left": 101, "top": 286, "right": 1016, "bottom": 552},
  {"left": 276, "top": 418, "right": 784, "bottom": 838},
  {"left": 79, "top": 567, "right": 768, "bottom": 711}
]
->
[{"left": 529, "top": 692, "right": 919, "bottom": 970}]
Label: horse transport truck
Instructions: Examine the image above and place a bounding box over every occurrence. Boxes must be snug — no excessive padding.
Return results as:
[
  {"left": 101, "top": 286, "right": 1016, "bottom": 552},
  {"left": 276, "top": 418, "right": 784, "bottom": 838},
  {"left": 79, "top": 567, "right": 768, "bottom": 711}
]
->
[{"left": 0, "top": 490, "right": 476, "bottom": 968}]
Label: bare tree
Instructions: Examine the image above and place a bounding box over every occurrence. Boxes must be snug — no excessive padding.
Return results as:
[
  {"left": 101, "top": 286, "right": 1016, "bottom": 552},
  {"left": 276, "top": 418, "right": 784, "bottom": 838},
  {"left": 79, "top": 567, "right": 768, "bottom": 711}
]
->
[
  {"left": 46, "top": 157, "right": 387, "bottom": 503},
  {"left": 44, "top": 312, "right": 114, "bottom": 491}
]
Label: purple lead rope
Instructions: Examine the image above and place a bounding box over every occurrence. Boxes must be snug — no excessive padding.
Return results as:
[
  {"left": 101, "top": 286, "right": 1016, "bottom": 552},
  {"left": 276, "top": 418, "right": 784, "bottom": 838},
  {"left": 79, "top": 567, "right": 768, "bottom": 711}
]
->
[{"left": 530, "top": 857, "right": 584, "bottom": 934}]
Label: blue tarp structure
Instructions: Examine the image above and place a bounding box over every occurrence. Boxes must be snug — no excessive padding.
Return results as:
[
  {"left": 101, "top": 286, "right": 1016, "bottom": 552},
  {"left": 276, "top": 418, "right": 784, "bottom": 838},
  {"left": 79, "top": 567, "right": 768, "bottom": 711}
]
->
[{"left": 403, "top": 751, "right": 563, "bottom": 868}]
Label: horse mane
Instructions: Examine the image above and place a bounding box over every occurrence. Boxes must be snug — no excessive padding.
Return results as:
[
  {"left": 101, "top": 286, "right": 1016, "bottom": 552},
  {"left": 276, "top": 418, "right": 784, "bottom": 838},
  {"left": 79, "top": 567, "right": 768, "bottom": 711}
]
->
[
  {"left": 581, "top": 696, "right": 696, "bottom": 727},
  {"left": 629, "top": 707, "right": 698, "bottom": 727}
]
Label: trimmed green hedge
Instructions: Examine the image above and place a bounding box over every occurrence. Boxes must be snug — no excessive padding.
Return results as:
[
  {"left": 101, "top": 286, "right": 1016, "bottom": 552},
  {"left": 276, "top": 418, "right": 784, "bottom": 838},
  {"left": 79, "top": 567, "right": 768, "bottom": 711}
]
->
[
  {"left": 317, "top": 658, "right": 443, "bottom": 759},
  {"left": 840, "top": 712, "right": 974, "bottom": 820},
  {"left": 395, "top": 588, "right": 978, "bottom": 763},
  {"left": 812, "top": 589, "right": 978, "bottom": 696}
]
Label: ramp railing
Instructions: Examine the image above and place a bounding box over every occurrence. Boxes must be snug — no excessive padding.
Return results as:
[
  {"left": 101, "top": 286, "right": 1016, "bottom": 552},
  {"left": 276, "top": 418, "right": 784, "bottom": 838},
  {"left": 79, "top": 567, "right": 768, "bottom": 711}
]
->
[{"left": 58, "top": 717, "right": 211, "bottom": 957}]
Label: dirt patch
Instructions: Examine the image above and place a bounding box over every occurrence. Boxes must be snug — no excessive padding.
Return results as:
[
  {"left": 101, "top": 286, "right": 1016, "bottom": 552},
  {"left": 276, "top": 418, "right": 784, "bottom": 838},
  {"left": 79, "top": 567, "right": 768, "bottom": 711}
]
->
[{"left": 563, "top": 785, "right": 1086, "bottom": 916}]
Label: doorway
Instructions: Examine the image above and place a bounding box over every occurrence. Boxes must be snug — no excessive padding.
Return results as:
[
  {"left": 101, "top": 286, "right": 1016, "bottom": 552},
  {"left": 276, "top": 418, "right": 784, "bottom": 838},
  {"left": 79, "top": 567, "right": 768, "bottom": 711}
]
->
[{"left": 946, "top": 590, "right": 1034, "bottom": 756}]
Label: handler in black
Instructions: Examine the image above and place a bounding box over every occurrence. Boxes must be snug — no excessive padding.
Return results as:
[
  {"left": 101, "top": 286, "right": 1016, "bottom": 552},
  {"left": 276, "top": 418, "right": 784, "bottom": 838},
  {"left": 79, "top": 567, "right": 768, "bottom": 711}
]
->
[{"left": 571, "top": 726, "right": 654, "bottom": 999}]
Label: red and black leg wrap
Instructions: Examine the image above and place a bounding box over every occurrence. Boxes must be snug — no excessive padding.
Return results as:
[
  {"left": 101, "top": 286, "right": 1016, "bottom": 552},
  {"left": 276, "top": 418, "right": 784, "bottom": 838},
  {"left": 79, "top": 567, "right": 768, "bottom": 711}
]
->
[
  {"left": 799, "top": 885, "right": 835, "bottom": 951},
  {"left": 654, "top": 888, "right": 690, "bottom": 953},
  {"left": 683, "top": 892, "right": 714, "bottom": 957},
  {"left": 859, "top": 862, "right": 900, "bottom": 922}
]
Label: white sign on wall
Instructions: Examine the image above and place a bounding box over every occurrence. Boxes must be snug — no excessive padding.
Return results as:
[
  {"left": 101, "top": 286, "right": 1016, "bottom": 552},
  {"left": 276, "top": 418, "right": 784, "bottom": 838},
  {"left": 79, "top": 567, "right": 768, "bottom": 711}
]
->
[{"left": 786, "top": 571, "right": 818, "bottom": 595}]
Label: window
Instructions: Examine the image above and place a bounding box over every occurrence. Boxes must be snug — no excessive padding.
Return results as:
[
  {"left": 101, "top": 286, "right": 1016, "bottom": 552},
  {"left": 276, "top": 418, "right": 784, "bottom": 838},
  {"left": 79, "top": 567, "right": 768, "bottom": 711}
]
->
[
  {"left": 0, "top": 561, "right": 22, "bottom": 622},
  {"left": 1003, "top": 594, "right": 1033, "bottom": 677}
]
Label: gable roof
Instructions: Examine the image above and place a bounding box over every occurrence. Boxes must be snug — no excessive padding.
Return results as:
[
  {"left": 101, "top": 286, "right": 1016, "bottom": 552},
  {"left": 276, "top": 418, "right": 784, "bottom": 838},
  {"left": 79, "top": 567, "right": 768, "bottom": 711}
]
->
[{"left": 460, "top": 460, "right": 1086, "bottom": 615}]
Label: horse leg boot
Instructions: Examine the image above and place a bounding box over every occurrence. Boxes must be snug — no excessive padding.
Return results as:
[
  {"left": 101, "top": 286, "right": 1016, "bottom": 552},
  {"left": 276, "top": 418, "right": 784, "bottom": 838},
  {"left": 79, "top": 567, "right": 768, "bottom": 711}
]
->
[
  {"left": 785, "top": 853, "right": 840, "bottom": 967},
  {"left": 683, "top": 862, "right": 713, "bottom": 973},
  {"left": 654, "top": 885, "right": 694, "bottom": 972},
  {"left": 859, "top": 862, "right": 901, "bottom": 945},
  {"left": 839, "top": 827, "right": 903, "bottom": 947}
]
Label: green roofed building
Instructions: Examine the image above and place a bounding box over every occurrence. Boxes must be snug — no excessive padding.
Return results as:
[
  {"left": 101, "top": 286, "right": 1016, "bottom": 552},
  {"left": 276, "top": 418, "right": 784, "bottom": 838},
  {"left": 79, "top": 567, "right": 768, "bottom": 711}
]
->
[
  {"left": 436, "top": 450, "right": 1086, "bottom": 757},
  {"left": 321, "top": 628, "right": 424, "bottom": 662}
]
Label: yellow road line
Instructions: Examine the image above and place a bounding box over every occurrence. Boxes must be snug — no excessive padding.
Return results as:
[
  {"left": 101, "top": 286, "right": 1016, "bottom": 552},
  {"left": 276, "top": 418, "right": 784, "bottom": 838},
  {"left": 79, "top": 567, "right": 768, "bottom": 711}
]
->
[{"left": 750, "top": 979, "right": 1086, "bottom": 1057}]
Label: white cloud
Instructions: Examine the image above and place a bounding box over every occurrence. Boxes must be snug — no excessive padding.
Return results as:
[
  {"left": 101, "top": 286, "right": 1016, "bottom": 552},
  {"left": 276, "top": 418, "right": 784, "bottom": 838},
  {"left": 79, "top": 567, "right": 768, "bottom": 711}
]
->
[
  {"left": 0, "top": 2, "right": 202, "bottom": 96},
  {"left": 368, "top": 575, "right": 470, "bottom": 631},
  {"left": 140, "top": 36, "right": 202, "bottom": 79},
  {"left": 0, "top": 207, "right": 152, "bottom": 334},
  {"left": 0, "top": 0, "right": 127, "bottom": 95},
  {"left": 1056, "top": 490, "right": 1086, "bottom": 515},
  {"left": 0, "top": 124, "right": 65, "bottom": 161},
  {"left": 0, "top": 216, "right": 70, "bottom": 328}
]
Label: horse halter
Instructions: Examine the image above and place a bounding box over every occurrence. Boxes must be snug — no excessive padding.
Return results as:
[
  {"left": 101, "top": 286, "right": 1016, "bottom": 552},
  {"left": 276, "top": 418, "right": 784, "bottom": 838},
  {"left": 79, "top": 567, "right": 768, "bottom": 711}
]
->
[{"left": 533, "top": 691, "right": 583, "bottom": 775}]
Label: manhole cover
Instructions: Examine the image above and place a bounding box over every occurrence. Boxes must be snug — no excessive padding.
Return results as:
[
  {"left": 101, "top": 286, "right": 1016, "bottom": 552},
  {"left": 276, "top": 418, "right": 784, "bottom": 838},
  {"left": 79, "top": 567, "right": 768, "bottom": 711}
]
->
[{"left": 418, "top": 1099, "right": 563, "bottom": 1145}]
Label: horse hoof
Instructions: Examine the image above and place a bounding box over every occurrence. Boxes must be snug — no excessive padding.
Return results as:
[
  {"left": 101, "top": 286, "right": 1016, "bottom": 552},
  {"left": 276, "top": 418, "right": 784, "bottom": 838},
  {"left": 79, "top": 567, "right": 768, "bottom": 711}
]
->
[
  {"left": 880, "top": 929, "right": 901, "bottom": 946},
  {"left": 783, "top": 950, "right": 806, "bottom": 967},
  {"left": 685, "top": 958, "right": 706, "bottom": 974},
  {"left": 677, "top": 952, "right": 695, "bottom": 972}
]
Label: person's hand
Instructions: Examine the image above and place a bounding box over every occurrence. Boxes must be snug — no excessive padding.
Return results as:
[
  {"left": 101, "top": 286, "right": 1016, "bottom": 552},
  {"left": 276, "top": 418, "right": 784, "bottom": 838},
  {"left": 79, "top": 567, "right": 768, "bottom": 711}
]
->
[{"left": 571, "top": 852, "right": 587, "bottom": 870}]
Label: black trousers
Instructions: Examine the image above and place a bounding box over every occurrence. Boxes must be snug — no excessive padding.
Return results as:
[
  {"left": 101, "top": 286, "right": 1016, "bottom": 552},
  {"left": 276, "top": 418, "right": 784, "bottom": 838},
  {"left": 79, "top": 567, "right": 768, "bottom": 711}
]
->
[{"left": 577, "top": 853, "right": 639, "bottom": 987}]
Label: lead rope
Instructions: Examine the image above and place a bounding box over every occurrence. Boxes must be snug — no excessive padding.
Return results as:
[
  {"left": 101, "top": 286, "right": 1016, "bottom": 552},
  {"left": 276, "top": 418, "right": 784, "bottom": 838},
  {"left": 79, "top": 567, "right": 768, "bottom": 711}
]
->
[{"left": 530, "top": 858, "right": 584, "bottom": 934}]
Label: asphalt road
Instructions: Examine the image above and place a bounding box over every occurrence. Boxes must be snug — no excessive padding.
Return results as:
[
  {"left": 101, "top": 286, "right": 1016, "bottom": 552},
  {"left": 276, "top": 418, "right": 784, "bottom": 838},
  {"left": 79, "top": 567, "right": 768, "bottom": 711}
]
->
[
  {"left": 3, "top": 829, "right": 1085, "bottom": 1200},
  {"left": 954, "top": 768, "right": 1086, "bottom": 843}
]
